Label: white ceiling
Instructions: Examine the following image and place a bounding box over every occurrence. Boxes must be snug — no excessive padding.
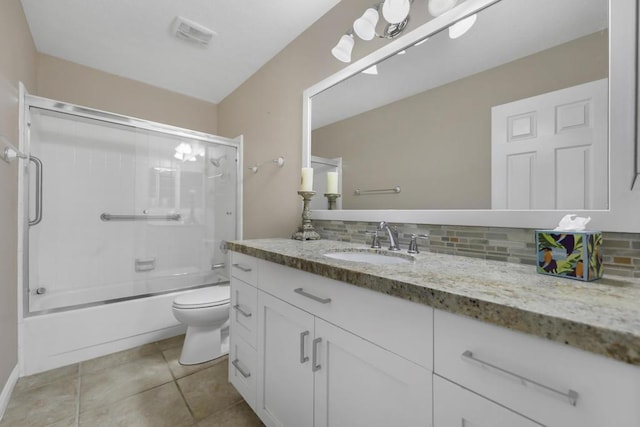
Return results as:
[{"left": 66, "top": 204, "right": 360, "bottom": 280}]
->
[{"left": 20, "top": 0, "right": 341, "bottom": 104}]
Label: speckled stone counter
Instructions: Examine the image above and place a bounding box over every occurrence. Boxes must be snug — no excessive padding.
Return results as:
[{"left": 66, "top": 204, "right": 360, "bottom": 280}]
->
[{"left": 227, "top": 238, "right": 640, "bottom": 366}]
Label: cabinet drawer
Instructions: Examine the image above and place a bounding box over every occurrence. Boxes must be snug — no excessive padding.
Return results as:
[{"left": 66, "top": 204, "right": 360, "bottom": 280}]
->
[
  {"left": 434, "top": 309, "right": 640, "bottom": 427},
  {"left": 230, "top": 252, "right": 258, "bottom": 286},
  {"left": 230, "top": 277, "right": 258, "bottom": 347},
  {"left": 258, "top": 259, "right": 433, "bottom": 369},
  {"left": 434, "top": 375, "right": 542, "bottom": 427},
  {"left": 229, "top": 334, "right": 257, "bottom": 411}
]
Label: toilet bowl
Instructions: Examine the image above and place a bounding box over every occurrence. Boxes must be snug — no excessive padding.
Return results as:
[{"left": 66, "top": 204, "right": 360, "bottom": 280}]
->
[{"left": 172, "top": 285, "right": 230, "bottom": 365}]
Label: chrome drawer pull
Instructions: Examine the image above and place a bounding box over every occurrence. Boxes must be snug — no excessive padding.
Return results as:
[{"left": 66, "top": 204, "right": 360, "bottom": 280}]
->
[
  {"left": 312, "top": 337, "right": 322, "bottom": 372},
  {"left": 300, "top": 331, "right": 309, "bottom": 364},
  {"left": 231, "top": 359, "right": 251, "bottom": 378},
  {"left": 232, "top": 263, "right": 252, "bottom": 272},
  {"left": 233, "top": 304, "right": 252, "bottom": 318},
  {"left": 461, "top": 350, "right": 579, "bottom": 406},
  {"left": 294, "top": 288, "right": 331, "bottom": 304}
]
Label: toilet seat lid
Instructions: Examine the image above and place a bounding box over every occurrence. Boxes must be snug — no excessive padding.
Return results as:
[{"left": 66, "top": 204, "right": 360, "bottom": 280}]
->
[{"left": 173, "top": 285, "right": 230, "bottom": 309}]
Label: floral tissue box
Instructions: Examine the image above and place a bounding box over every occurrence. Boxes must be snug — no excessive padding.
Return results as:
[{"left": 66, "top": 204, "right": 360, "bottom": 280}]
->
[{"left": 536, "top": 230, "right": 603, "bottom": 281}]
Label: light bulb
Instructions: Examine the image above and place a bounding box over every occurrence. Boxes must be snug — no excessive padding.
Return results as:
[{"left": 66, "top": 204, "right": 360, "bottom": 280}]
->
[
  {"left": 449, "top": 14, "right": 477, "bottom": 39},
  {"left": 331, "top": 34, "right": 355, "bottom": 63},
  {"left": 354, "top": 8, "right": 379, "bottom": 41},
  {"left": 382, "top": 0, "right": 410, "bottom": 24}
]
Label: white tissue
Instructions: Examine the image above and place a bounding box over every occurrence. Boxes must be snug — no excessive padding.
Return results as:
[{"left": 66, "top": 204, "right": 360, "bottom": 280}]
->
[{"left": 553, "top": 214, "right": 591, "bottom": 231}]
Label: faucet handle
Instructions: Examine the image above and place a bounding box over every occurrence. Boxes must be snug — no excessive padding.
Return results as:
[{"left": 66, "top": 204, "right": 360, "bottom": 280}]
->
[
  {"left": 408, "top": 233, "right": 430, "bottom": 254},
  {"left": 366, "top": 231, "right": 381, "bottom": 249}
]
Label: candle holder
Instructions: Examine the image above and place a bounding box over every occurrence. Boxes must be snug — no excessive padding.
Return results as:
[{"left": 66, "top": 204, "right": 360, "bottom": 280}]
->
[
  {"left": 292, "top": 191, "right": 321, "bottom": 240},
  {"left": 324, "top": 193, "right": 341, "bottom": 210}
]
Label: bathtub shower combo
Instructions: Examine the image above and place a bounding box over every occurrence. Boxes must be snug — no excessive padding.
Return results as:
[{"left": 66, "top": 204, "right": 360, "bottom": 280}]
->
[{"left": 18, "top": 90, "right": 242, "bottom": 375}]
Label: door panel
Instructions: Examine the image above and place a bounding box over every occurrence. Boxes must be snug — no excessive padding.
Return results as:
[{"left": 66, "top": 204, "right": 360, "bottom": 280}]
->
[
  {"left": 492, "top": 79, "right": 608, "bottom": 209},
  {"left": 314, "top": 318, "right": 432, "bottom": 427},
  {"left": 257, "top": 291, "right": 314, "bottom": 427}
]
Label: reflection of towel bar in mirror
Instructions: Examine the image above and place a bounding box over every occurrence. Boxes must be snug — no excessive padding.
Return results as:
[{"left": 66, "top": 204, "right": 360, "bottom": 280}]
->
[
  {"left": 354, "top": 186, "right": 401, "bottom": 195},
  {"left": 100, "top": 213, "right": 181, "bottom": 221}
]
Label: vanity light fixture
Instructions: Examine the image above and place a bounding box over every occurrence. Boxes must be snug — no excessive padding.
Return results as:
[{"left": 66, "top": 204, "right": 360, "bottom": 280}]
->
[
  {"left": 331, "top": 0, "right": 412, "bottom": 63},
  {"left": 449, "top": 13, "right": 477, "bottom": 39},
  {"left": 331, "top": 34, "right": 355, "bottom": 63},
  {"left": 382, "top": 0, "right": 411, "bottom": 24},
  {"left": 354, "top": 8, "right": 380, "bottom": 41}
]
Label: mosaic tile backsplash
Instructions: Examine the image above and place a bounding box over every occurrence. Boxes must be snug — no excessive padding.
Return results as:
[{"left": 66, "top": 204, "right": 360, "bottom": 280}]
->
[{"left": 312, "top": 220, "right": 640, "bottom": 278}]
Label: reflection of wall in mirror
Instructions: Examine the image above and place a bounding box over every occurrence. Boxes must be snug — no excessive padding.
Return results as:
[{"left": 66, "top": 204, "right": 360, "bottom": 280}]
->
[{"left": 311, "top": 31, "right": 608, "bottom": 210}]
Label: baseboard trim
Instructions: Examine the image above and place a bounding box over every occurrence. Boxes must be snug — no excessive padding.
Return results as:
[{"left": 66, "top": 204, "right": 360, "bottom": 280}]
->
[{"left": 0, "top": 365, "right": 19, "bottom": 422}]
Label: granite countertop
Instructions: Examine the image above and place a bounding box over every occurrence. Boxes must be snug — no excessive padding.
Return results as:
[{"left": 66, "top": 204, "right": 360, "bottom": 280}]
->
[{"left": 227, "top": 238, "right": 640, "bottom": 366}]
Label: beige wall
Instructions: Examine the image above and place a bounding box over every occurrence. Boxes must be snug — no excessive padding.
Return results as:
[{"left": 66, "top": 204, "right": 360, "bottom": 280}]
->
[
  {"left": 37, "top": 54, "right": 218, "bottom": 134},
  {"left": 217, "top": 0, "right": 429, "bottom": 238},
  {"left": 0, "top": 0, "right": 37, "bottom": 393},
  {"left": 312, "top": 31, "right": 608, "bottom": 209},
  {"left": 1, "top": 0, "right": 220, "bottom": 393}
]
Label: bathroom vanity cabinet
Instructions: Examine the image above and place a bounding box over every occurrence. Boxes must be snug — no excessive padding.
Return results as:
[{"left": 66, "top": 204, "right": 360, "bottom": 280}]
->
[
  {"left": 229, "top": 244, "right": 640, "bottom": 427},
  {"left": 229, "top": 252, "right": 433, "bottom": 427}
]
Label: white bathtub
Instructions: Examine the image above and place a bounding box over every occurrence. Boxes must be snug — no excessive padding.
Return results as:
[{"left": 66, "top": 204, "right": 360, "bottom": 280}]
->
[
  {"left": 28, "top": 269, "right": 222, "bottom": 313},
  {"left": 20, "top": 281, "right": 228, "bottom": 376}
]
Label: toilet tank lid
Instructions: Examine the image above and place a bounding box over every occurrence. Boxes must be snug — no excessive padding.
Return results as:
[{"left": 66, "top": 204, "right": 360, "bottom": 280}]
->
[{"left": 174, "top": 285, "right": 230, "bottom": 307}]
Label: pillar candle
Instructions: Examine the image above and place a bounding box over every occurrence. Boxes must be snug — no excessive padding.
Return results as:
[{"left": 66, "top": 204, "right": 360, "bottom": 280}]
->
[
  {"left": 301, "top": 167, "right": 314, "bottom": 191},
  {"left": 326, "top": 171, "right": 338, "bottom": 194}
]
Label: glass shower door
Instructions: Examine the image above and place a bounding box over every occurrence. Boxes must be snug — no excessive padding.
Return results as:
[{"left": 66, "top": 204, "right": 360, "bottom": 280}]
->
[{"left": 26, "top": 106, "right": 238, "bottom": 314}]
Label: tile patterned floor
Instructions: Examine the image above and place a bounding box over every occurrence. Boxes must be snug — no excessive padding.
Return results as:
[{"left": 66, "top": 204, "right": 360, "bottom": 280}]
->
[{"left": 0, "top": 335, "right": 264, "bottom": 427}]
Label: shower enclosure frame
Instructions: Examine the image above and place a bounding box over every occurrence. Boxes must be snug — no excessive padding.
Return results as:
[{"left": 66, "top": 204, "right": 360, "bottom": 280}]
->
[{"left": 16, "top": 83, "right": 243, "bottom": 374}]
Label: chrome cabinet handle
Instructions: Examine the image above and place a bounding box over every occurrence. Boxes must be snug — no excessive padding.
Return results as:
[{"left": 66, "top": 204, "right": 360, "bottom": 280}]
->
[
  {"left": 300, "top": 331, "right": 309, "bottom": 364},
  {"left": 231, "top": 359, "right": 251, "bottom": 378},
  {"left": 28, "top": 155, "right": 43, "bottom": 226},
  {"left": 233, "top": 304, "right": 252, "bottom": 318},
  {"left": 312, "top": 337, "right": 322, "bottom": 372},
  {"left": 232, "top": 263, "right": 252, "bottom": 272},
  {"left": 461, "top": 350, "right": 578, "bottom": 406},
  {"left": 294, "top": 288, "right": 331, "bottom": 304}
]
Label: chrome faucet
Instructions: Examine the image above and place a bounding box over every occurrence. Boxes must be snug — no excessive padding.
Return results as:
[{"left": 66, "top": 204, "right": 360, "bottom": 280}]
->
[{"left": 378, "top": 221, "right": 401, "bottom": 251}]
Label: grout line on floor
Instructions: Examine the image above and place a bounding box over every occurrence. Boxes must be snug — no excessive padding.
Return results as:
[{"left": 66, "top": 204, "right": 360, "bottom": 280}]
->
[
  {"left": 174, "top": 377, "right": 196, "bottom": 420},
  {"left": 74, "top": 372, "right": 81, "bottom": 427}
]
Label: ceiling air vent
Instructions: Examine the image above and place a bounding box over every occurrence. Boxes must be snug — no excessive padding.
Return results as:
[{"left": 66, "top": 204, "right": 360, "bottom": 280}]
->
[{"left": 173, "top": 16, "right": 216, "bottom": 46}]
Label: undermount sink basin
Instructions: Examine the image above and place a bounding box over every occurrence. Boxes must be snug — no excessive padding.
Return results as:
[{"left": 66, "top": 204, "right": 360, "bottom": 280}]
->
[{"left": 323, "top": 250, "right": 414, "bottom": 265}]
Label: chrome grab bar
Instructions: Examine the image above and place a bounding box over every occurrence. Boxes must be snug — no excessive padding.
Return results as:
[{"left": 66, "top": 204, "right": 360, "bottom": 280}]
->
[
  {"left": 231, "top": 359, "right": 251, "bottom": 378},
  {"left": 100, "top": 213, "right": 181, "bottom": 222},
  {"left": 294, "top": 288, "right": 331, "bottom": 304},
  {"left": 461, "top": 350, "right": 579, "bottom": 406},
  {"left": 354, "top": 186, "right": 401, "bottom": 195},
  {"left": 233, "top": 304, "right": 252, "bottom": 318},
  {"left": 29, "top": 156, "right": 43, "bottom": 226}
]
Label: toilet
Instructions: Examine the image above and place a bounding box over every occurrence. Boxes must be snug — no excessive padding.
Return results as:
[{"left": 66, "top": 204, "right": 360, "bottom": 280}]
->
[{"left": 172, "top": 285, "right": 230, "bottom": 365}]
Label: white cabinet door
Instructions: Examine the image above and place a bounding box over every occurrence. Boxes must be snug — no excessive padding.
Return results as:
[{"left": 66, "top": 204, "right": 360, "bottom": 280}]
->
[
  {"left": 314, "top": 318, "right": 432, "bottom": 427},
  {"left": 434, "top": 376, "right": 543, "bottom": 427},
  {"left": 257, "top": 291, "right": 315, "bottom": 427}
]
